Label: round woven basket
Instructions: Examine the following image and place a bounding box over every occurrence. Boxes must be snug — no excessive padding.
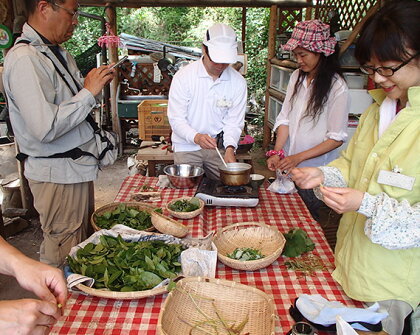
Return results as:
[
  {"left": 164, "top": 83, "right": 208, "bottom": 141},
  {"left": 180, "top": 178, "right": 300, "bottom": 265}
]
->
[
  {"left": 91, "top": 202, "right": 157, "bottom": 232},
  {"left": 212, "top": 222, "right": 286, "bottom": 271},
  {"left": 151, "top": 211, "right": 189, "bottom": 238},
  {"left": 165, "top": 197, "right": 205, "bottom": 219},
  {"left": 74, "top": 282, "right": 168, "bottom": 300},
  {"left": 157, "top": 277, "right": 276, "bottom": 335}
]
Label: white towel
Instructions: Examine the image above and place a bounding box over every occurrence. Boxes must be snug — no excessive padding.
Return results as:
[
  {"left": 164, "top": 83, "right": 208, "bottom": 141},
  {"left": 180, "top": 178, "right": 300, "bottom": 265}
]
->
[
  {"left": 336, "top": 315, "right": 358, "bottom": 335},
  {"left": 67, "top": 273, "right": 95, "bottom": 290},
  {"left": 296, "top": 294, "right": 388, "bottom": 331},
  {"left": 378, "top": 97, "right": 397, "bottom": 138}
]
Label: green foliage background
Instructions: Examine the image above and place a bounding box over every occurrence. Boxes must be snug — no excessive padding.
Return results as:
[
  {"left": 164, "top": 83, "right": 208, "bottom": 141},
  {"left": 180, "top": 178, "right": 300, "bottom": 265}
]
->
[{"left": 66, "top": 6, "right": 269, "bottom": 96}]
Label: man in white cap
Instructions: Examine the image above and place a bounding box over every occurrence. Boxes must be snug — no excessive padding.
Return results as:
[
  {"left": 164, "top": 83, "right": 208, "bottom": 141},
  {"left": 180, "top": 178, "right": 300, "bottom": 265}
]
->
[{"left": 167, "top": 23, "right": 247, "bottom": 180}]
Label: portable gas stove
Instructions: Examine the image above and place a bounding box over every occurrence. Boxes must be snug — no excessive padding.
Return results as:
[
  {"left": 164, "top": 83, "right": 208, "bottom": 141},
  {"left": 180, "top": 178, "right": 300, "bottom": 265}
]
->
[{"left": 195, "top": 177, "right": 259, "bottom": 207}]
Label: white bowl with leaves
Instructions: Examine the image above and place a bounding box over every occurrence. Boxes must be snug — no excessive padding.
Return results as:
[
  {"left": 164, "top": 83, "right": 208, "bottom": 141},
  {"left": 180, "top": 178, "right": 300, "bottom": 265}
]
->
[{"left": 166, "top": 196, "right": 205, "bottom": 219}]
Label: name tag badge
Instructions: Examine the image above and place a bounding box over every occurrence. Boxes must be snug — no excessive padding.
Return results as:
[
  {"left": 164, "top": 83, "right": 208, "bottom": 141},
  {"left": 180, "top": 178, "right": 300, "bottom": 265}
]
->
[{"left": 377, "top": 170, "right": 415, "bottom": 191}]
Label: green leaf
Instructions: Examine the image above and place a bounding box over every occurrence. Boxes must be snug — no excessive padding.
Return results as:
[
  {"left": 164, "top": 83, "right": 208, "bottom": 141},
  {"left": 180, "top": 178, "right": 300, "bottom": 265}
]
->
[
  {"left": 67, "top": 235, "right": 185, "bottom": 292},
  {"left": 141, "top": 271, "right": 162, "bottom": 289},
  {"left": 108, "top": 270, "right": 122, "bottom": 285},
  {"left": 144, "top": 255, "right": 155, "bottom": 270},
  {"left": 167, "top": 280, "right": 177, "bottom": 292},
  {"left": 128, "top": 208, "right": 139, "bottom": 218},
  {"left": 227, "top": 247, "right": 265, "bottom": 261},
  {"left": 282, "top": 228, "right": 315, "bottom": 257}
]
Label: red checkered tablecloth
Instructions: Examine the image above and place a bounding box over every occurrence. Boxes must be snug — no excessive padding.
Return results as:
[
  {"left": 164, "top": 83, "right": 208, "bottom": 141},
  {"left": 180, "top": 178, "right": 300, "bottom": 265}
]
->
[{"left": 51, "top": 175, "right": 362, "bottom": 335}]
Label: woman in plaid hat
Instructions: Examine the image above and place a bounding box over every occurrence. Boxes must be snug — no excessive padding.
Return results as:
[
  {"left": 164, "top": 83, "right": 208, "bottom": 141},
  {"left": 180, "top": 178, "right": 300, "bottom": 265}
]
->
[
  {"left": 292, "top": 1, "right": 420, "bottom": 333},
  {"left": 267, "top": 20, "right": 349, "bottom": 221}
]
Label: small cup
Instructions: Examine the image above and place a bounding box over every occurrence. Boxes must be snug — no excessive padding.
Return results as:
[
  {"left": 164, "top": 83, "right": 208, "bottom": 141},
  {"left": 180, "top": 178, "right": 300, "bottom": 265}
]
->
[
  {"left": 291, "top": 322, "right": 315, "bottom": 335},
  {"left": 250, "top": 174, "right": 265, "bottom": 188}
]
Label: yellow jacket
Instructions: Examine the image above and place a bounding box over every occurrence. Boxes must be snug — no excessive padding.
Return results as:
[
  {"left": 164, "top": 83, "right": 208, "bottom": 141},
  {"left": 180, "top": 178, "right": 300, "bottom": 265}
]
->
[{"left": 329, "top": 87, "right": 420, "bottom": 309}]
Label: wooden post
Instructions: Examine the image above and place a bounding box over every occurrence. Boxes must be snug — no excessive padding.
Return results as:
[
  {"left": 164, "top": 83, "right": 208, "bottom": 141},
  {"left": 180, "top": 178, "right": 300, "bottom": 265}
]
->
[
  {"left": 0, "top": 205, "right": 5, "bottom": 238},
  {"left": 105, "top": 4, "right": 123, "bottom": 154},
  {"left": 263, "top": 5, "right": 277, "bottom": 149},
  {"left": 1, "top": 0, "right": 14, "bottom": 27},
  {"left": 305, "top": 0, "right": 312, "bottom": 20},
  {"left": 1, "top": 0, "right": 14, "bottom": 58},
  {"left": 241, "top": 7, "right": 246, "bottom": 52}
]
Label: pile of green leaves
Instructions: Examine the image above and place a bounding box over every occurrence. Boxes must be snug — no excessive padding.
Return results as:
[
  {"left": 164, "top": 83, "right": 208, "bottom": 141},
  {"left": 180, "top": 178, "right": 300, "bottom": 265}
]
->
[
  {"left": 95, "top": 204, "right": 162, "bottom": 230},
  {"left": 227, "top": 247, "right": 265, "bottom": 261},
  {"left": 169, "top": 197, "right": 200, "bottom": 212},
  {"left": 67, "top": 235, "right": 185, "bottom": 291},
  {"left": 282, "top": 228, "right": 315, "bottom": 258}
]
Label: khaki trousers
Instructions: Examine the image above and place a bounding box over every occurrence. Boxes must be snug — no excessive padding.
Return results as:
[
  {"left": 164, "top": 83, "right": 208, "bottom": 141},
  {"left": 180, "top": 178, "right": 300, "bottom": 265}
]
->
[
  {"left": 28, "top": 179, "right": 94, "bottom": 267},
  {"left": 174, "top": 149, "right": 222, "bottom": 180}
]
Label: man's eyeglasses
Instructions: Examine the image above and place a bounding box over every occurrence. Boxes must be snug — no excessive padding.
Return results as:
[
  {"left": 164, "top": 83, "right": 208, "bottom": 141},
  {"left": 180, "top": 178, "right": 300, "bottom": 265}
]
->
[
  {"left": 360, "top": 52, "right": 419, "bottom": 77},
  {"left": 52, "top": 2, "right": 79, "bottom": 20}
]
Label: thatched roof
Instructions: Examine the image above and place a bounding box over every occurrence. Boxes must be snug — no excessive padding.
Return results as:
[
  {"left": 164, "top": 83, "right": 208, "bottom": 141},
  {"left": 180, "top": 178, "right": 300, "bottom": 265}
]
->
[{"left": 78, "top": 0, "right": 310, "bottom": 8}]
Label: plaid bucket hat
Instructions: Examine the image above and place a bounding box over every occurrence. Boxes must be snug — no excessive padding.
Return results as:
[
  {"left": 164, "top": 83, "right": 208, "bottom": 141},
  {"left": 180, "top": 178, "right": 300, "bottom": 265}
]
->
[{"left": 282, "top": 20, "right": 337, "bottom": 56}]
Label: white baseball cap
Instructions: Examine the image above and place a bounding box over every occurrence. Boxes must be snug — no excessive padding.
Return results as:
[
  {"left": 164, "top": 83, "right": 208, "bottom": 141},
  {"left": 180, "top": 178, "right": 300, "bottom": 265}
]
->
[{"left": 203, "top": 23, "right": 238, "bottom": 64}]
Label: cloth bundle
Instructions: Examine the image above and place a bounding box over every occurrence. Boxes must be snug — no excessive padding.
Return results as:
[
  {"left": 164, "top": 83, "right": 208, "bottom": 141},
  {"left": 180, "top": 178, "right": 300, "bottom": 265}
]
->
[
  {"left": 291, "top": 294, "right": 388, "bottom": 332},
  {"left": 267, "top": 169, "right": 297, "bottom": 194}
]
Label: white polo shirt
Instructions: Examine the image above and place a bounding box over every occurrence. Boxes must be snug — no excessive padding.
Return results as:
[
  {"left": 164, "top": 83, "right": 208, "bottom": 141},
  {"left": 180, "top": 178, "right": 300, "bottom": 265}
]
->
[{"left": 167, "top": 57, "right": 247, "bottom": 152}]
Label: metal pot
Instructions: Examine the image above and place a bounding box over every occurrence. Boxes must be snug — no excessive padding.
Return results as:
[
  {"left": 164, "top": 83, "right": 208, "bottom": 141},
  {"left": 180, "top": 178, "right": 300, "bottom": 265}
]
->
[{"left": 219, "top": 162, "right": 252, "bottom": 186}]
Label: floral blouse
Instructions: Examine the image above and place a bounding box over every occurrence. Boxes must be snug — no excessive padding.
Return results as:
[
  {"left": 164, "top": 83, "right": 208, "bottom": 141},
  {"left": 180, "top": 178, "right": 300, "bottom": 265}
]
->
[{"left": 316, "top": 166, "right": 420, "bottom": 250}]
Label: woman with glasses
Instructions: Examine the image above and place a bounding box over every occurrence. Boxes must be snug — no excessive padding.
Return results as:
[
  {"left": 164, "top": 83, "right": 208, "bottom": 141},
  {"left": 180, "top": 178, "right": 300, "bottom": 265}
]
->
[{"left": 291, "top": 1, "right": 420, "bottom": 334}]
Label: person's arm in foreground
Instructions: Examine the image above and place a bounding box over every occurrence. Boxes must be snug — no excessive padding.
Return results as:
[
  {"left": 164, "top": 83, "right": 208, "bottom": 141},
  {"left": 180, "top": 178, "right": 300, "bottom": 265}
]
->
[
  {"left": 0, "top": 236, "right": 67, "bottom": 334},
  {"left": 320, "top": 187, "right": 420, "bottom": 249},
  {"left": 292, "top": 167, "right": 420, "bottom": 249}
]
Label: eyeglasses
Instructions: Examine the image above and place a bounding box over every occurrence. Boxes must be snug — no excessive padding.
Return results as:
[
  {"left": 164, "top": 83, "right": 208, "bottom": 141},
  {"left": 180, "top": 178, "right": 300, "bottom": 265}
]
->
[
  {"left": 51, "top": 2, "right": 79, "bottom": 20},
  {"left": 360, "top": 52, "right": 419, "bottom": 77}
]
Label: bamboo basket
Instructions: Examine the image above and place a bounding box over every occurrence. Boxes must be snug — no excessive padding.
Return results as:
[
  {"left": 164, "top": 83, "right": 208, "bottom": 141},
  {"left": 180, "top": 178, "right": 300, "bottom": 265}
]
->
[
  {"left": 151, "top": 211, "right": 189, "bottom": 238},
  {"left": 69, "top": 230, "right": 184, "bottom": 300},
  {"left": 74, "top": 282, "right": 168, "bottom": 300},
  {"left": 166, "top": 197, "right": 205, "bottom": 220},
  {"left": 212, "top": 222, "right": 286, "bottom": 271},
  {"left": 91, "top": 202, "right": 157, "bottom": 232},
  {"left": 157, "top": 277, "right": 276, "bottom": 335}
]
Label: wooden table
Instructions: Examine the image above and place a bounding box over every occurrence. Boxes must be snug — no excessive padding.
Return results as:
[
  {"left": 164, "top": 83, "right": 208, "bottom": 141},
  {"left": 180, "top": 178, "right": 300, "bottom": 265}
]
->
[
  {"left": 136, "top": 141, "right": 253, "bottom": 176},
  {"left": 51, "top": 175, "right": 362, "bottom": 335}
]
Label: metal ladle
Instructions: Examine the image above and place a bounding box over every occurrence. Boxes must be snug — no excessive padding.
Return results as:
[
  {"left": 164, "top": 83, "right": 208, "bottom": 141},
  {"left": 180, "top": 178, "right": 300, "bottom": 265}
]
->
[{"left": 215, "top": 147, "right": 228, "bottom": 168}]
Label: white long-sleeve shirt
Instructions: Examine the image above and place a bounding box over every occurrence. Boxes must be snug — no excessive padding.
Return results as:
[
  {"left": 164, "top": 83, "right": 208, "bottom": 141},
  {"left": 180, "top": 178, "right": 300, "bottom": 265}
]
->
[
  {"left": 167, "top": 58, "right": 247, "bottom": 152},
  {"left": 273, "top": 69, "right": 349, "bottom": 167}
]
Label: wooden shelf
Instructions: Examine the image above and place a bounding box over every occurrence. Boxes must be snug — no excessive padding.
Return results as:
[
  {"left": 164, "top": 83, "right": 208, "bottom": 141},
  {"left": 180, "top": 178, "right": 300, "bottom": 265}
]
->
[
  {"left": 268, "top": 88, "right": 286, "bottom": 102},
  {"left": 270, "top": 58, "right": 298, "bottom": 69}
]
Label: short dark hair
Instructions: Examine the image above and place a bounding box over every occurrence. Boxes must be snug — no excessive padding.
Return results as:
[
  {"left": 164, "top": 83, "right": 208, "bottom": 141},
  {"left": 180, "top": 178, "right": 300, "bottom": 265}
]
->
[
  {"left": 355, "top": 0, "right": 420, "bottom": 65},
  {"left": 24, "top": 0, "right": 65, "bottom": 15},
  {"left": 202, "top": 44, "right": 209, "bottom": 56}
]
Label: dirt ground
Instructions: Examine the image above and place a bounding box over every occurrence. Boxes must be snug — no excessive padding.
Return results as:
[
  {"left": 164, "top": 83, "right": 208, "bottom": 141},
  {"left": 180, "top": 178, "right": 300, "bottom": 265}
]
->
[{"left": 0, "top": 147, "right": 274, "bottom": 301}]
